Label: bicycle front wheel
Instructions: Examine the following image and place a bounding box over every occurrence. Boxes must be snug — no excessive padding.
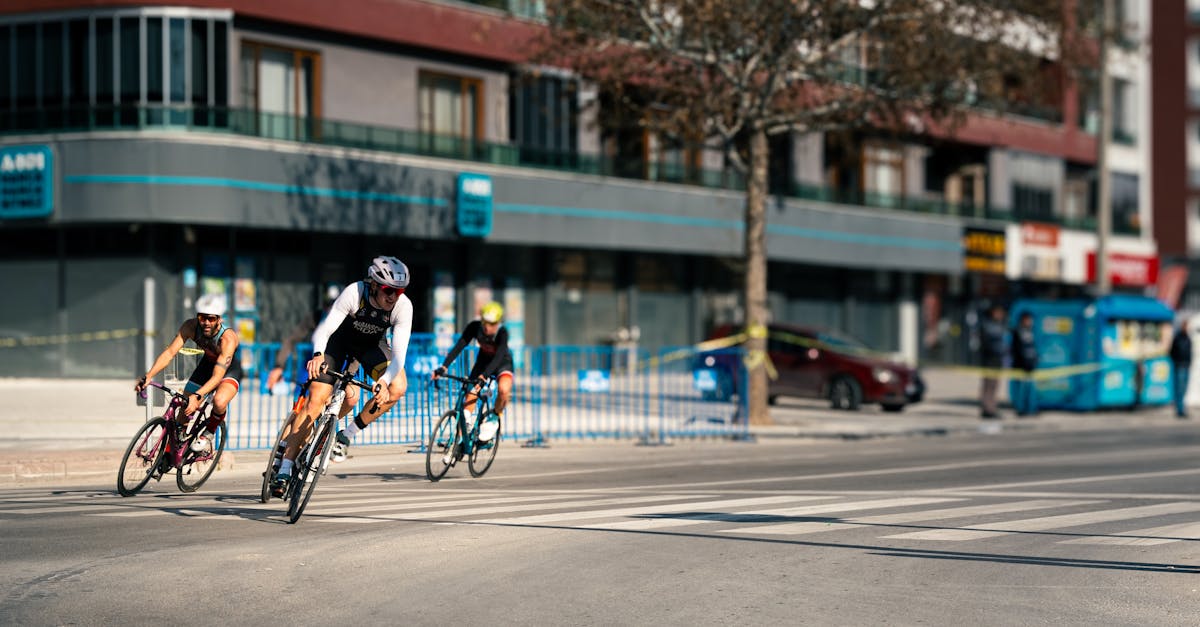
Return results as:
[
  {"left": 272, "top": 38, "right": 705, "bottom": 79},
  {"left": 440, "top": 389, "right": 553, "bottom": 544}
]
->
[
  {"left": 176, "top": 423, "right": 226, "bottom": 493},
  {"left": 469, "top": 410, "right": 502, "bottom": 477},
  {"left": 117, "top": 418, "right": 169, "bottom": 497},
  {"left": 288, "top": 416, "right": 335, "bottom": 524},
  {"left": 261, "top": 413, "right": 293, "bottom": 503},
  {"left": 425, "top": 410, "right": 460, "bottom": 482}
]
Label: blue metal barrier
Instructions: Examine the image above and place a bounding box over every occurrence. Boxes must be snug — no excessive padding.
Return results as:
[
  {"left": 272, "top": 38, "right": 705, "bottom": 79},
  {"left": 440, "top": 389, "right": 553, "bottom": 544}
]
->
[{"left": 221, "top": 337, "right": 749, "bottom": 450}]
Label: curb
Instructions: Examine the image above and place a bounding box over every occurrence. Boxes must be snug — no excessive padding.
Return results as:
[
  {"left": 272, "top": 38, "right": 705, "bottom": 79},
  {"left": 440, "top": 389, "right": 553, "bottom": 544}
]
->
[{"left": 0, "top": 450, "right": 240, "bottom": 485}]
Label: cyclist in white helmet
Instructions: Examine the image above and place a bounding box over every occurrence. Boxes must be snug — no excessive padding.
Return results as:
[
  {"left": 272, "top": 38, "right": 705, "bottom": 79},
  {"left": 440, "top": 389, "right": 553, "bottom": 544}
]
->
[
  {"left": 134, "top": 292, "right": 243, "bottom": 453},
  {"left": 271, "top": 256, "right": 414, "bottom": 497}
]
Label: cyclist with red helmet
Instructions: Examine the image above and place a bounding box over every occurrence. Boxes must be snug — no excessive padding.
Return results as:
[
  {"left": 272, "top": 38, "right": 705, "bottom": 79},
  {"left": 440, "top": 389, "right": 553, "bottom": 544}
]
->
[
  {"left": 271, "top": 256, "right": 414, "bottom": 496},
  {"left": 134, "top": 293, "right": 242, "bottom": 454},
  {"left": 431, "top": 301, "right": 512, "bottom": 442}
]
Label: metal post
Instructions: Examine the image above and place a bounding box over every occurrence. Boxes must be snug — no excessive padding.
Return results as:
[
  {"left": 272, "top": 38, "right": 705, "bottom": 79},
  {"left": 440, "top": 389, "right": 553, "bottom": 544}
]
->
[
  {"left": 1095, "top": 0, "right": 1114, "bottom": 295},
  {"left": 144, "top": 276, "right": 155, "bottom": 422}
]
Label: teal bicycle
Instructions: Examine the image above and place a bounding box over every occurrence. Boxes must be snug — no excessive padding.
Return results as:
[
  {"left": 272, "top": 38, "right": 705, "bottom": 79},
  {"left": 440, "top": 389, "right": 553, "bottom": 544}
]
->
[{"left": 426, "top": 373, "right": 501, "bottom": 481}]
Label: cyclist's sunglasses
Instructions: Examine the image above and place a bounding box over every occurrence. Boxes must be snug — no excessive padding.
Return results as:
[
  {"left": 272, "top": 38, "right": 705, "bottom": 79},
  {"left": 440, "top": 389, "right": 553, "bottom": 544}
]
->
[
  {"left": 378, "top": 285, "right": 405, "bottom": 296},
  {"left": 197, "top": 314, "right": 220, "bottom": 323}
]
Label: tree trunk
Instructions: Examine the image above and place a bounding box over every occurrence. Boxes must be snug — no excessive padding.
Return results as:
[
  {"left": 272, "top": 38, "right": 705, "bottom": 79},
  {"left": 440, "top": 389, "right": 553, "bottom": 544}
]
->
[{"left": 744, "top": 128, "right": 771, "bottom": 425}]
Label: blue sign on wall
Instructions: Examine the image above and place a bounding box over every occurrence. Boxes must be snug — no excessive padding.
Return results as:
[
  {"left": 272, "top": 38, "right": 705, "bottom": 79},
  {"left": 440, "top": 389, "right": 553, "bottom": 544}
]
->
[
  {"left": 578, "top": 369, "right": 611, "bottom": 393},
  {"left": 0, "top": 145, "right": 53, "bottom": 218},
  {"left": 457, "top": 172, "right": 493, "bottom": 237}
]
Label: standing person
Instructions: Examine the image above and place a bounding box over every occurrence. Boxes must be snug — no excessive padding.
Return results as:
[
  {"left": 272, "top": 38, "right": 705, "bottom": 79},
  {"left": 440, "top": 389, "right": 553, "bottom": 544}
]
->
[
  {"left": 270, "top": 256, "right": 413, "bottom": 497},
  {"left": 978, "top": 305, "right": 1007, "bottom": 419},
  {"left": 134, "top": 293, "right": 242, "bottom": 452},
  {"left": 1170, "top": 319, "right": 1192, "bottom": 419},
  {"left": 1010, "top": 311, "right": 1039, "bottom": 417},
  {"left": 431, "top": 301, "right": 512, "bottom": 442}
]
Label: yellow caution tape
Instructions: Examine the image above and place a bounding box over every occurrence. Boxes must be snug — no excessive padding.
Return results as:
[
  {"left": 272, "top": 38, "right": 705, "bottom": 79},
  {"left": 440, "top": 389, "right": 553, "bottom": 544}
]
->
[{"left": 0, "top": 328, "right": 145, "bottom": 348}]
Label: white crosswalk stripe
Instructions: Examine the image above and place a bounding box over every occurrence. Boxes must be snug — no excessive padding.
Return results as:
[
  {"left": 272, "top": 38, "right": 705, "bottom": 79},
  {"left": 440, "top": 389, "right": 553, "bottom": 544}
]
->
[
  {"left": 1059, "top": 522, "right": 1200, "bottom": 546},
  {"left": 717, "top": 499, "right": 1102, "bottom": 536},
  {"left": 881, "top": 502, "right": 1200, "bottom": 541}
]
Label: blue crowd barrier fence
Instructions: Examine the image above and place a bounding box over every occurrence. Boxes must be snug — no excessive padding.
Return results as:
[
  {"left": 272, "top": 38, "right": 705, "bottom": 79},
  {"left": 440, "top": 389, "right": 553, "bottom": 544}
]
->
[{"left": 213, "top": 334, "right": 750, "bottom": 451}]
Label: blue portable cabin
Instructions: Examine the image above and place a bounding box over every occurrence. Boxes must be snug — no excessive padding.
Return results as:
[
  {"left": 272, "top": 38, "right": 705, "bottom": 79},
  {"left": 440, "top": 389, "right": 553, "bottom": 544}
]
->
[{"left": 1008, "top": 295, "right": 1174, "bottom": 411}]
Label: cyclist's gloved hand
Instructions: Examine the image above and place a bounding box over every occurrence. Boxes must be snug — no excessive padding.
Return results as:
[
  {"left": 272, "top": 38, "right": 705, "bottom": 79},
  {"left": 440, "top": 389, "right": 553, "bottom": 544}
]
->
[
  {"left": 432, "top": 366, "right": 446, "bottom": 379},
  {"left": 134, "top": 375, "right": 147, "bottom": 394}
]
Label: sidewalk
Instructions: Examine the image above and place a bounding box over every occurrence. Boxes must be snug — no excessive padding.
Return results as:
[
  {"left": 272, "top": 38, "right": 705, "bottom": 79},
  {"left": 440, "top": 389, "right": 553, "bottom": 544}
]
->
[{"left": 0, "top": 368, "right": 1189, "bottom": 485}]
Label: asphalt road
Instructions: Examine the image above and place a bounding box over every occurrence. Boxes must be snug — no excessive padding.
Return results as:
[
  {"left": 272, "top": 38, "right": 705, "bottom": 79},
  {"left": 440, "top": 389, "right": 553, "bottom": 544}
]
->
[{"left": 3, "top": 425, "right": 1200, "bottom": 626}]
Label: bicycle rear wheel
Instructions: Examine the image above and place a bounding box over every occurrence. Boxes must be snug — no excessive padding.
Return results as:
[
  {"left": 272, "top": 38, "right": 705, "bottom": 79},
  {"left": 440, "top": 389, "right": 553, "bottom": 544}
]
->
[
  {"left": 261, "top": 413, "right": 292, "bottom": 503},
  {"left": 425, "top": 410, "right": 460, "bottom": 482},
  {"left": 288, "top": 416, "right": 335, "bottom": 524},
  {"left": 176, "top": 423, "right": 226, "bottom": 493},
  {"left": 117, "top": 418, "right": 169, "bottom": 496},
  {"left": 468, "top": 410, "right": 501, "bottom": 477}
]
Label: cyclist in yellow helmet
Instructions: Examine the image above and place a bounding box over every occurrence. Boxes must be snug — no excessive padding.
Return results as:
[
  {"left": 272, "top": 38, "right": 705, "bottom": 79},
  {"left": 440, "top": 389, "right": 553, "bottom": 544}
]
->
[{"left": 431, "top": 300, "right": 512, "bottom": 441}]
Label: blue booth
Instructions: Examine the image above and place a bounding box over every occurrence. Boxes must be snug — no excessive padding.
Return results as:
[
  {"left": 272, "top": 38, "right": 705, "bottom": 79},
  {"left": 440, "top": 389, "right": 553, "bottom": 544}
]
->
[{"left": 1009, "top": 295, "right": 1174, "bottom": 411}]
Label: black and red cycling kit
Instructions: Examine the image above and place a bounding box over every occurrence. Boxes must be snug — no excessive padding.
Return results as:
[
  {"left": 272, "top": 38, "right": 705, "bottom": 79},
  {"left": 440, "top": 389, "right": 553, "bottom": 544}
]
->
[{"left": 440, "top": 320, "right": 513, "bottom": 381}]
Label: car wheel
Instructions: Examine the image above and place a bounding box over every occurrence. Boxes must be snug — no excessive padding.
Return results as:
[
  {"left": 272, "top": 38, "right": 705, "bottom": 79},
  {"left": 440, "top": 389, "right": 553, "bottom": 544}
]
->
[
  {"left": 829, "top": 376, "right": 862, "bottom": 411},
  {"left": 881, "top": 403, "right": 905, "bottom": 413}
]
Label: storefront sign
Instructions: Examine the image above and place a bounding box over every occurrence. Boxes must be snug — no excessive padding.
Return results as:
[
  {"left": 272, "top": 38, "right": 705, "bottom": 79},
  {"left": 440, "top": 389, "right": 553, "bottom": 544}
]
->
[
  {"left": 1021, "top": 222, "right": 1059, "bottom": 247},
  {"left": 0, "top": 145, "right": 54, "bottom": 218},
  {"left": 962, "top": 227, "right": 1005, "bottom": 274},
  {"left": 1086, "top": 252, "right": 1160, "bottom": 287},
  {"left": 456, "top": 172, "right": 493, "bottom": 237}
]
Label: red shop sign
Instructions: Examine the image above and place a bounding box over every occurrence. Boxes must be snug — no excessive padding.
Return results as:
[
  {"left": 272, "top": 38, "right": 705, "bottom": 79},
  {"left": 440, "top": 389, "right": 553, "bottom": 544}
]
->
[{"left": 1086, "top": 252, "right": 1160, "bottom": 287}]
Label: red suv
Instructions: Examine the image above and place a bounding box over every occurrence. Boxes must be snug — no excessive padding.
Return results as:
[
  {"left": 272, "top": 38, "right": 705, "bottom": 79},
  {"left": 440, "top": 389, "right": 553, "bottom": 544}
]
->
[{"left": 697, "top": 323, "right": 924, "bottom": 412}]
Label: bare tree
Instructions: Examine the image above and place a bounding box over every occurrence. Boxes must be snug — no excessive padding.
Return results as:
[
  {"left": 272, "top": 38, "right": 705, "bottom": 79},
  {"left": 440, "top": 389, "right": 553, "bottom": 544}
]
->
[{"left": 536, "top": 0, "right": 1079, "bottom": 424}]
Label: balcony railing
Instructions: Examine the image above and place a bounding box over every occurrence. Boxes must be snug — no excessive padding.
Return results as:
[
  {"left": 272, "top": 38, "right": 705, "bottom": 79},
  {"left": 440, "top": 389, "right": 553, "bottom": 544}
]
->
[{"left": 0, "top": 104, "right": 1132, "bottom": 234}]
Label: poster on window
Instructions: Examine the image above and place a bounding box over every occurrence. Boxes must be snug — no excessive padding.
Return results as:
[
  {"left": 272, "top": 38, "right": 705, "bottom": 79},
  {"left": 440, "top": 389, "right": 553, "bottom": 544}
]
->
[
  {"left": 434, "top": 272, "right": 456, "bottom": 353},
  {"left": 234, "top": 278, "right": 256, "bottom": 312},
  {"left": 504, "top": 278, "right": 526, "bottom": 369}
]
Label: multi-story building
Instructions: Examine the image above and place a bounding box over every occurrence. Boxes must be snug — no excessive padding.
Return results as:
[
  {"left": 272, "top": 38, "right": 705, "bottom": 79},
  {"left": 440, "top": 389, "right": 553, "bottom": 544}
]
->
[
  {"left": 0, "top": 1, "right": 1155, "bottom": 377},
  {"left": 1153, "top": 0, "right": 1200, "bottom": 309}
]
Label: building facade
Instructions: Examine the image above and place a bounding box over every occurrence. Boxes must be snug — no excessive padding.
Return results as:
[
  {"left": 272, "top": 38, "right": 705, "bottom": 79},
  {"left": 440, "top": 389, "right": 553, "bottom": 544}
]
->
[{"left": 0, "top": 1, "right": 1155, "bottom": 378}]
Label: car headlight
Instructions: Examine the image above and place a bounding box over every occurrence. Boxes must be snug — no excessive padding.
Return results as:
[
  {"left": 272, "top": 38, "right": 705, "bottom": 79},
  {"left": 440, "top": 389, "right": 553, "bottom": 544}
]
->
[{"left": 873, "top": 367, "right": 895, "bottom": 384}]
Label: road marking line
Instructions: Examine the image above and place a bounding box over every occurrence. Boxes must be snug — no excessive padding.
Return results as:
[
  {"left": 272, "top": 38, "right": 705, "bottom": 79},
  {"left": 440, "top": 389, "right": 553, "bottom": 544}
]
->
[
  {"left": 480, "top": 496, "right": 871, "bottom": 527},
  {"left": 719, "top": 499, "right": 1099, "bottom": 536},
  {"left": 1059, "top": 522, "right": 1200, "bottom": 546},
  {"left": 314, "top": 492, "right": 729, "bottom": 521},
  {"left": 310, "top": 493, "right": 705, "bottom": 522},
  {"left": 882, "top": 502, "right": 1200, "bottom": 541}
]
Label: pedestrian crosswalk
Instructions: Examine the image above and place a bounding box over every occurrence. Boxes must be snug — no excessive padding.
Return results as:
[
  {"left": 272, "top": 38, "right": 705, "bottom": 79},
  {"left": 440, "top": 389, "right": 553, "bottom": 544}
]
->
[{"left": 2, "top": 486, "right": 1200, "bottom": 548}]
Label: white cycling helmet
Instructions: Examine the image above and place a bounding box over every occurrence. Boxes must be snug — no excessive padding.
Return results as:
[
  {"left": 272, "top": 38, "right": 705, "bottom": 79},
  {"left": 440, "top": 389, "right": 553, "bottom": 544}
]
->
[
  {"left": 367, "top": 255, "right": 410, "bottom": 289},
  {"left": 195, "top": 293, "right": 227, "bottom": 317}
]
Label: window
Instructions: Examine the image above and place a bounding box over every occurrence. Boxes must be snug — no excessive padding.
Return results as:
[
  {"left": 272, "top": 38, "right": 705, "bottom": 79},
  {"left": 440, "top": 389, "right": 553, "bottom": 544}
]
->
[
  {"left": 1112, "top": 78, "right": 1136, "bottom": 144},
  {"left": 419, "top": 71, "right": 483, "bottom": 157},
  {"left": 0, "top": 9, "right": 230, "bottom": 132},
  {"left": 240, "top": 40, "right": 320, "bottom": 140},
  {"left": 1012, "top": 183, "right": 1054, "bottom": 221},
  {"left": 510, "top": 72, "right": 578, "bottom": 167},
  {"left": 863, "top": 143, "right": 904, "bottom": 208},
  {"left": 1111, "top": 172, "right": 1139, "bottom": 234}
]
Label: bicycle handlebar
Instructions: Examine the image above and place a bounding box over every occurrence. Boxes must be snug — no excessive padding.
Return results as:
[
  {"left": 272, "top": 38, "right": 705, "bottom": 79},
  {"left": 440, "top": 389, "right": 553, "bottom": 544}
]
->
[
  {"left": 322, "top": 366, "right": 375, "bottom": 392},
  {"left": 434, "top": 372, "right": 494, "bottom": 390}
]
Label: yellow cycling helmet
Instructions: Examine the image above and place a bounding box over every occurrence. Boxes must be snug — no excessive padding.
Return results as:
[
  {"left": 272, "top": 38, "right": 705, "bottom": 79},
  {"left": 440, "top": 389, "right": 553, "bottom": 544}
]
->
[{"left": 480, "top": 301, "right": 504, "bottom": 324}]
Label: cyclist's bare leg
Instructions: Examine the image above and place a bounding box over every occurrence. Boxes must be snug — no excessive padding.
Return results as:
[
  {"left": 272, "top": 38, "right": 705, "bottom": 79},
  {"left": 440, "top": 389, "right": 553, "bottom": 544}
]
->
[
  {"left": 339, "top": 386, "right": 360, "bottom": 419},
  {"left": 283, "top": 381, "right": 332, "bottom": 461},
  {"left": 495, "top": 374, "right": 512, "bottom": 414},
  {"left": 199, "top": 379, "right": 240, "bottom": 433}
]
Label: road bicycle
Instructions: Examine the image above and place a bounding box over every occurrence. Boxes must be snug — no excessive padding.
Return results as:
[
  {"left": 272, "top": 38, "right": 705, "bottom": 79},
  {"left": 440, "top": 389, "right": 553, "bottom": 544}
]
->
[
  {"left": 118, "top": 381, "right": 227, "bottom": 496},
  {"left": 276, "top": 366, "right": 373, "bottom": 524},
  {"left": 426, "top": 373, "right": 501, "bottom": 481}
]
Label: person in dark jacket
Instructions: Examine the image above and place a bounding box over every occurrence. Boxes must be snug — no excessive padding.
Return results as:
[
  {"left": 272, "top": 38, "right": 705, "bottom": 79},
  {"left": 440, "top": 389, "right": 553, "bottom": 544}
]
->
[
  {"left": 1170, "top": 319, "right": 1192, "bottom": 419},
  {"left": 978, "top": 305, "right": 1007, "bottom": 419},
  {"left": 1010, "top": 311, "right": 1039, "bottom": 417}
]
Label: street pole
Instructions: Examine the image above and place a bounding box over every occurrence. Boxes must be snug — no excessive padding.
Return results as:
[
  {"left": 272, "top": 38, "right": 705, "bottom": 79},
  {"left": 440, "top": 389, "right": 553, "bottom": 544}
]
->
[{"left": 1095, "top": 0, "right": 1113, "bottom": 296}]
